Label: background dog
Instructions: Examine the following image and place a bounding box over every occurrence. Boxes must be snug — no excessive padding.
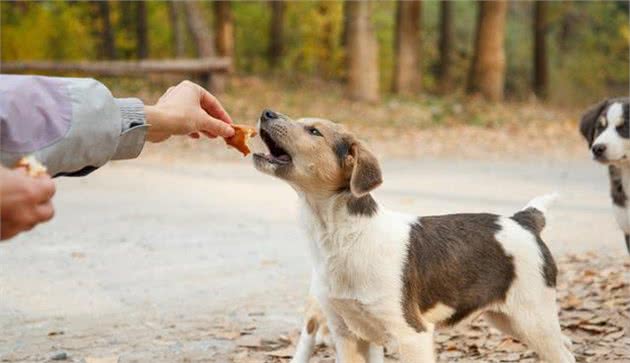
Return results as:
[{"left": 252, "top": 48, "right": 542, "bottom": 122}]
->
[
  {"left": 580, "top": 97, "right": 630, "bottom": 253},
  {"left": 254, "top": 110, "right": 574, "bottom": 363}
]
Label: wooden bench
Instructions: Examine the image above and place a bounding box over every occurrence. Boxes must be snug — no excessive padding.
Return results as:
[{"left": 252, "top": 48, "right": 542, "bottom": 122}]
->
[{"left": 0, "top": 57, "right": 231, "bottom": 92}]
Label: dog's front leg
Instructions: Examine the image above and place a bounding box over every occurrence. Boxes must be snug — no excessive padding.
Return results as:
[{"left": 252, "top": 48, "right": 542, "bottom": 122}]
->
[
  {"left": 334, "top": 333, "right": 371, "bottom": 363},
  {"left": 322, "top": 304, "right": 370, "bottom": 363},
  {"left": 290, "top": 317, "right": 319, "bottom": 363},
  {"left": 398, "top": 329, "right": 436, "bottom": 363},
  {"left": 368, "top": 344, "right": 384, "bottom": 363}
]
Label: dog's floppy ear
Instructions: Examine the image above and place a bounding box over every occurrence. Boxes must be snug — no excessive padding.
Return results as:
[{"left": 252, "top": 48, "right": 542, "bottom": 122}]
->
[
  {"left": 346, "top": 140, "right": 383, "bottom": 197},
  {"left": 580, "top": 99, "right": 608, "bottom": 147}
]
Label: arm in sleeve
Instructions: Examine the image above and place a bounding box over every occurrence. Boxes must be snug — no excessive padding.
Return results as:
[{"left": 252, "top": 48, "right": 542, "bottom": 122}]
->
[{"left": 0, "top": 75, "right": 148, "bottom": 177}]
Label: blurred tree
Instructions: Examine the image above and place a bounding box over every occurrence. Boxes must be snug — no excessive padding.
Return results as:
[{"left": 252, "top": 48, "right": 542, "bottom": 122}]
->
[
  {"left": 2, "top": 0, "right": 626, "bottom": 105},
  {"left": 117, "top": 1, "right": 137, "bottom": 59},
  {"left": 437, "top": 0, "right": 453, "bottom": 92},
  {"left": 96, "top": 1, "right": 116, "bottom": 59},
  {"left": 393, "top": 0, "right": 421, "bottom": 95},
  {"left": 214, "top": 0, "right": 234, "bottom": 62},
  {"left": 136, "top": 1, "right": 149, "bottom": 59},
  {"left": 283, "top": 1, "right": 344, "bottom": 78},
  {"left": 467, "top": 0, "right": 507, "bottom": 101},
  {"left": 167, "top": 0, "right": 186, "bottom": 58},
  {"left": 533, "top": 0, "right": 548, "bottom": 98},
  {"left": 268, "top": 0, "right": 285, "bottom": 68},
  {"left": 341, "top": 0, "right": 351, "bottom": 48},
  {"left": 184, "top": 1, "right": 215, "bottom": 57},
  {"left": 557, "top": 2, "right": 576, "bottom": 54},
  {"left": 346, "top": 0, "right": 379, "bottom": 102}
]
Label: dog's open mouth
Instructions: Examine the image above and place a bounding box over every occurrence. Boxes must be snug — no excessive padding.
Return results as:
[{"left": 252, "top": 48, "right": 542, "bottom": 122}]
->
[{"left": 256, "top": 129, "right": 292, "bottom": 165}]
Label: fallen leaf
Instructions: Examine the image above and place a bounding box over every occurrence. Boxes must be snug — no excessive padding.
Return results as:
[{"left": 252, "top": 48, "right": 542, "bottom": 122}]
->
[
  {"left": 265, "top": 347, "right": 294, "bottom": 358},
  {"left": 84, "top": 357, "right": 119, "bottom": 363}
]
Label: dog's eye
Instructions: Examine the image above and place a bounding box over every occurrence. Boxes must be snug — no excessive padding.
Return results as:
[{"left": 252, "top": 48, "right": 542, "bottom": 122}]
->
[{"left": 308, "top": 127, "right": 323, "bottom": 137}]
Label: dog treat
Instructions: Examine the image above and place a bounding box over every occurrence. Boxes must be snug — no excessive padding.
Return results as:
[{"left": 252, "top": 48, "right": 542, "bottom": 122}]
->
[
  {"left": 14, "top": 156, "right": 47, "bottom": 177},
  {"left": 224, "top": 124, "right": 257, "bottom": 156}
]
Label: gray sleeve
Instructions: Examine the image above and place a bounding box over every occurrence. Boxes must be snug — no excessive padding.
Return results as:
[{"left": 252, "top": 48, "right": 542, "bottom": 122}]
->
[{"left": 0, "top": 76, "right": 148, "bottom": 176}]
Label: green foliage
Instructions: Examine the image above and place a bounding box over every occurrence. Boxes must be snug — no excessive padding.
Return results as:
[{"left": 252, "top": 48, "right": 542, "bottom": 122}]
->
[
  {"left": 547, "top": 1, "right": 630, "bottom": 104},
  {"left": 284, "top": 1, "right": 345, "bottom": 79},
  {"left": 1, "top": 0, "right": 627, "bottom": 106},
  {"left": 232, "top": 1, "right": 345, "bottom": 78},
  {"left": 232, "top": 2, "right": 270, "bottom": 73},
  {"left": 372, "top": 1, "right": 395, "bottom": 91},
  {"left": 1, "top": 2, "right": 95, "bottom": 60},
  {"left": 420, "top": 1, "right": 477, "bottom": 91},
  {"left": 145, "top": 2, "right": 171, "bottom": 58}
]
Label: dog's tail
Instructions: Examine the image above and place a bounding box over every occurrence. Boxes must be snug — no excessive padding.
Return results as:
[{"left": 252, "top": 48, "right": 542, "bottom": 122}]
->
[{"left": 513, "top": 192, "right": 560, "bottom": 234}]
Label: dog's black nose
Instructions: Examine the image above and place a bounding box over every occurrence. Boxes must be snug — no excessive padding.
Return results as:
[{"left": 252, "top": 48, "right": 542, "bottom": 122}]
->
[
  {"left": 592, "top": 144, "right": 607, "bottom": 157},
  {"left": 261, "top": 109, "right": 278, "bottom": 122}
]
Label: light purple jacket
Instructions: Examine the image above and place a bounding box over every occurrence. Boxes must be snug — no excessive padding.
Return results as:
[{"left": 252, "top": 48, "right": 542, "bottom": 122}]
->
[{"left": 0, "top": 75, "right": 148, "bottom": 176}]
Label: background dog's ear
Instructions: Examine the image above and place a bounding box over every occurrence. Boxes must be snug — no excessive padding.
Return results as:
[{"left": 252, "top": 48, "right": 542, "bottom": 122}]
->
[
  {"left": 580, "top": 99, "right": 608, "bottom": 146},
  {"left": 348, "top": 141, "right": 383, "bottom": 197}
]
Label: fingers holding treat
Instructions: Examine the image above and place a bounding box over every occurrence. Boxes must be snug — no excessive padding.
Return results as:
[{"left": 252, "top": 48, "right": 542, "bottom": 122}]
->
[{"left": 224, "top": 124, "right": 257, "bottom": 156}]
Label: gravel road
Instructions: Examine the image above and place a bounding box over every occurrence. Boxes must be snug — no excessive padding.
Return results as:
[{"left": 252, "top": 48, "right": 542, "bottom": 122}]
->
[{"left": 0, "top": 156, "right": 624, "bottom": 362}]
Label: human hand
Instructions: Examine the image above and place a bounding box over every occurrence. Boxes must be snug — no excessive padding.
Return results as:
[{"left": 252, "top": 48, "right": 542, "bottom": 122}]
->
[
  {"left": 144, "top": 80, "right": 235, "bottom": 143},
  {"left": 0, "top": 166, "right": 56, "bottom": 241}
]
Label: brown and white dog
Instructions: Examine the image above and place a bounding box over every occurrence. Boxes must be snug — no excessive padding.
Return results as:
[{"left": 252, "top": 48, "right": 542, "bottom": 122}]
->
[
  {"left": 254, "top": 110, "right": 575, "bottom": 363},
  {"left": 580, "top": 98, "right": 630, "bottom": 253}
]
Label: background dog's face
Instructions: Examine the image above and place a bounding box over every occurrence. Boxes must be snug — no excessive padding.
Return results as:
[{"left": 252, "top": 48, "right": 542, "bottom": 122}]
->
[
  {"left": 580, "top": 98, "right": 629, "bottom": 163},
  {"left": 253, "top": 110, "right": 382, "bottom": 197}
]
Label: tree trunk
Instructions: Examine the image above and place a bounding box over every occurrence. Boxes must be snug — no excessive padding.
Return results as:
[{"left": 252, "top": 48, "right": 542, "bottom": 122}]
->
[
  {"left": 167, "top": 0, "right": 186, "bottom": 58},
  {"left": 341, "top": 0, "right": 351, "bottom": 48},
  {"left": 393, "top": 0, "right": 421, "bottom": 95},
  {"left": 467, "top": 0, "right": 508, "bottom": 101},
  {"left": 136, "top": 1, "right": 149, "bottom": 59},
  {"left": 345, "top": 1, "right": 380, "bottom": 102},
  {"left": 558, "top": 4, "right": 576, "bottom": 54},
  {"left": 214, "top": 0, "right": 234, "bottom": 61},
  {"left": 97, "top": 1, "right": 116, "bottom": 59},
  {"left": 268, "top": 0, "right": 285, "bottom": 68},
  {"left": 533, "top": 0, "right": 548, "bottom": 99},
  {"left": 438, "top": 0, "right": 454, "bottom": 91},
  {"left": 184, "top": 1, "right": 215, "bottom": 57}
]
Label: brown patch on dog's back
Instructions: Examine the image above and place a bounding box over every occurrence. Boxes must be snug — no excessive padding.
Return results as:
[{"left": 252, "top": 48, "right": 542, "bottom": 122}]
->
[{"left": 401, "top": 214, "right": 515, "bottom": 331}]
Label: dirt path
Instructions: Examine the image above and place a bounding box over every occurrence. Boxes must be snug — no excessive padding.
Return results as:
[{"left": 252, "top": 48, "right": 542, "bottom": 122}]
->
[{"left": 0, "top": 157, "right": 626, "bottom": 362}]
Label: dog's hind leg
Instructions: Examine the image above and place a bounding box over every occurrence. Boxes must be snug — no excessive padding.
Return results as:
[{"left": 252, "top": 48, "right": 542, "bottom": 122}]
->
[
  {"left": 486, "top": 310, "right": 573, "bottom": 354},
  {"left": 484, "top": 311, "right": 521, "bottom": 340},
  {"left": 397, "top": 326, "right": 436, "bottom": 363},
  {"left": 501, "top": 304, "right": 575, "bottom": 363}
]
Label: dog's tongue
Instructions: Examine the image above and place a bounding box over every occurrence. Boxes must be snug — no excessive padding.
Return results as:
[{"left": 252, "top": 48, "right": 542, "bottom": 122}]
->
[{"left": 277, "top": 154, "right": 291, "bottom": 162}]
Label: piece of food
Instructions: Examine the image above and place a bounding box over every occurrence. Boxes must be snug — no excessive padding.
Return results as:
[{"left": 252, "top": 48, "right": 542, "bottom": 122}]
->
[
  {"left": 14, "top": 156, "right": 47, "bottom": 177},
  {"left": 224, "top": 124, "right": 257, "bottom": 156}
]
